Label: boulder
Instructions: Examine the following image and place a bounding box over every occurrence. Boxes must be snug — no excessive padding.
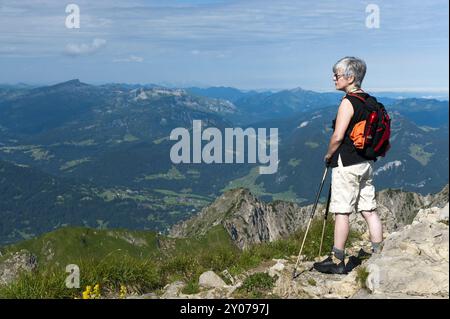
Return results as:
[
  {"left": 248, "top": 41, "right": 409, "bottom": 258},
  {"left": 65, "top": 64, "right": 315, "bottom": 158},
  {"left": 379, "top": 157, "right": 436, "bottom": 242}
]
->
[
  {"left": 0, "top": 250, "right": 37, "bottom": 286},
  {"left": 363, "top": 204, "right": 449, "bottom": 298},
  {"left": 161, "top": 281, "right": 185, "bottom": 298},
  {"left": 198, "top": 271, "right": 226, "bottom": 289},
  {"left": 268, "top": 259, "right": 286, "bottom": 278}
]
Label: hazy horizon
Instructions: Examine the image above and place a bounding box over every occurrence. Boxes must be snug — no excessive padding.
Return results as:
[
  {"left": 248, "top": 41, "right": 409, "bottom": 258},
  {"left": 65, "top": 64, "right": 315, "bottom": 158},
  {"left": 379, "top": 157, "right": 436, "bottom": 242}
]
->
[{"left": 1, "top": 79, "right": 449, "bottom": 100}]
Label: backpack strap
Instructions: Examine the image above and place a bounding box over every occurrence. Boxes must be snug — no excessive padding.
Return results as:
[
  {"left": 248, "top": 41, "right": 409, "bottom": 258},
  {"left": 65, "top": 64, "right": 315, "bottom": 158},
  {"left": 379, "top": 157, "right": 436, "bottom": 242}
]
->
[{"left": 345, "top": 92, "right": 367, "bottom": 103}]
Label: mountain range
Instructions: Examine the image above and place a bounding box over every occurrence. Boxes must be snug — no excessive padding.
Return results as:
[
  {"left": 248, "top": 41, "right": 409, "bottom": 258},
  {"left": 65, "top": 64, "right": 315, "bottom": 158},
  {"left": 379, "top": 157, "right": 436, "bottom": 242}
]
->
[{"left": 0, "top": 80, "right": 448, "bottom": 244}]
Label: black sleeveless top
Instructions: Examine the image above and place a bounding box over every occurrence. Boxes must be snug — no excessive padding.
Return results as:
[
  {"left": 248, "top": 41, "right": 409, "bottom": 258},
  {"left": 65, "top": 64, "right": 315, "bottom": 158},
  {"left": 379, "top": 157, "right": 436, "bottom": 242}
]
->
[{"left": 329, "top": 92, "right": 374, "bottom": 168}]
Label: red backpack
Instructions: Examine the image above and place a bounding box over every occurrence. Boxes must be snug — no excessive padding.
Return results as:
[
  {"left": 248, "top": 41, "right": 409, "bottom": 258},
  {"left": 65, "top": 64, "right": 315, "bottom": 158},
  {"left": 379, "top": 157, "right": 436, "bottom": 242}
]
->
[{"left": 347, "top": 93, "right": 391, "bottom": 160}]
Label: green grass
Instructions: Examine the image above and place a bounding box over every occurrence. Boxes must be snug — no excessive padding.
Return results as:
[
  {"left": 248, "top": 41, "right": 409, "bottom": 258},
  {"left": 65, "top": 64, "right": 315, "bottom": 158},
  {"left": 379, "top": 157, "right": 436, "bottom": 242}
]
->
[
  {"left": 153, "top": 189, "right": 211, "bottom": 201},
  {"left": 0, "top": 227, "right": 160, "bottom": 267},
  {"left": 26, "top": 148, "right": 53, "bottom": 161},
  {"left": 97, "top": 188, "right": 157, "bottom": 202},
  {"left": 222, "top": 167, "right": 266, "bottom": 196},
  {"left": 0, "top": 145, "right": 36, "bottom": 154},
  {"left": 153, "top": 136, "right": 170, "bottom": 144},
  {"left": 234, "top": 273, "right": 277, "bottom": 299},
  {"left": 288, "top": 158, "right": 301, "bottom": 167},
  {"left": 222, "top": 168, "right": 305, "bottom": 204},
  {"left": 0, "top": 145, "right": 53, "bottom": 161},
  {"left": 60, "top": 158, "right": 91, "bottom": 171},
  {"left": 356, "top": 267, "right": 369, "bottom": 289},
  {"left": 152, "top": 189, "right": 212, "bottom": 208},
  {"left": 64, "top": 139, "right": 97, "bottom": 146},
  {"left": 0, "top": 256, "right": 162, "bottom": 299},
  {"left": 0, "top": 225, "right": 237, "bottom": 298},
  {"left": 182, "top": 280, "right": 200, "bottom": 295},
  {"left": 144, "top": 166, "right": 186, "bottom": 180},
  {"left": 307, "top": 278, "right": 316, "bottom": 286},
  {"left": 271, "top": 187, "right": 305, "bottom": 204},
  {"left": 123, "top": 134, "right": 139, "bottom": 142},
  {"left": 408, "top": 144, "right": 433, "bottom": 166},
  {"left": 0, "top": 218, "right": 362, "bottom": 299}
]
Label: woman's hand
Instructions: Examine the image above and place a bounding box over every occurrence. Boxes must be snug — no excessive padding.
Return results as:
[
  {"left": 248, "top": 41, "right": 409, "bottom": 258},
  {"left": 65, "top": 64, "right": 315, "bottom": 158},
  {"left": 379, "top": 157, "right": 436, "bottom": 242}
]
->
[{"left": 324, "top": 153, "right": 332, "bottom": 165}]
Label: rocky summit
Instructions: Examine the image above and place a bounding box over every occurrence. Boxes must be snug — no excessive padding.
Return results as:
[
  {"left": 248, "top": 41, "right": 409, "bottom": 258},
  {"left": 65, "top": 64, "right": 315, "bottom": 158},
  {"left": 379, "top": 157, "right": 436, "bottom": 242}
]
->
[
  {"left": 169, "top": 188, "right": 312, "bottom": 250},
  {"left": 170, "top": 185, "right": 449, "bottom": 250},
  {"left": 159, "top": 200, "right": 449, "bottom": 299}
]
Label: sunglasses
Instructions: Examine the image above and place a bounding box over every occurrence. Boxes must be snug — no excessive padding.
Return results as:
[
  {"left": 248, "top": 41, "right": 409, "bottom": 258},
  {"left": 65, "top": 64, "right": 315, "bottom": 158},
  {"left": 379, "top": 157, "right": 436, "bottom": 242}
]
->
[{"left": 333, "top": 73, "right": 345, "bottom": 80}]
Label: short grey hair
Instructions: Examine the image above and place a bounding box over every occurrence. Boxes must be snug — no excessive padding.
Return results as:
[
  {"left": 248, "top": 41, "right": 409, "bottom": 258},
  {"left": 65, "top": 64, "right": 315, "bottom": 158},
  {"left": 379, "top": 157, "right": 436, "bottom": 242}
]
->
[{"left": 333, "top": 56, "right": 367, "bottom": 88}]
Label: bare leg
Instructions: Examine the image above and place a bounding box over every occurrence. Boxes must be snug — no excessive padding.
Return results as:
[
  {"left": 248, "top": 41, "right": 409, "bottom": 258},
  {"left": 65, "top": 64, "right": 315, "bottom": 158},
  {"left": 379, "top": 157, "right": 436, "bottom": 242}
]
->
[
  {"left": 334, "top": 213, "right": 350, "bottom": 250},
  {"left": 360, "top": 210, "right": 383, "bottom": 243}
]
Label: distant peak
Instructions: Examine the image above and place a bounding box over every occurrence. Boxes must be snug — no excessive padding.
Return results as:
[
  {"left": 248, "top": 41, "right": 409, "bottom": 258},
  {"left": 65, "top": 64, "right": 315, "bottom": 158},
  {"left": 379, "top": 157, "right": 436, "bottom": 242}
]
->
[
  {"left": 290, "top": 87, "right": 307, "bottom": 93},
  {"left": 61, "top": 79, "right": 81, "bottom": 85},
  {"left": 49, "top": 79, "right": 89, "bottom": 89}
]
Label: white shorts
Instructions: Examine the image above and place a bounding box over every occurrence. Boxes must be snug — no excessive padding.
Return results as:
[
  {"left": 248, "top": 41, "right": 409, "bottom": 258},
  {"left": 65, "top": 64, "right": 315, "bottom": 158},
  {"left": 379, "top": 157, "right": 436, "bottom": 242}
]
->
[{"left": 330, "top": 155, "right": 377, "bottom": 214}]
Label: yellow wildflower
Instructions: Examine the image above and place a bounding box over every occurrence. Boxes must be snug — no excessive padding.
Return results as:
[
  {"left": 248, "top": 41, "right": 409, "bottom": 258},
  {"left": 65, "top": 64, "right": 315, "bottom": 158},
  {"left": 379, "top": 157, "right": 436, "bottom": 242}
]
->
[
  {"left": 119, "top": 285, "right": 127, "bottom": 299},
  {"left": 82, "top": 287, "right": 90, "bottom": 299},
  {"left": 92, "top": 284, "right": 101, "bottom": 299}
]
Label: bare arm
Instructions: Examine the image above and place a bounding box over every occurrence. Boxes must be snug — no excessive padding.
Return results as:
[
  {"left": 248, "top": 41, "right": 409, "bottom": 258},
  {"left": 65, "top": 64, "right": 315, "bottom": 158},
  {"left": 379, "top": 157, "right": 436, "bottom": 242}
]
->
[{"left": 324, "top": 98, "right": 354, "bottom": 163}]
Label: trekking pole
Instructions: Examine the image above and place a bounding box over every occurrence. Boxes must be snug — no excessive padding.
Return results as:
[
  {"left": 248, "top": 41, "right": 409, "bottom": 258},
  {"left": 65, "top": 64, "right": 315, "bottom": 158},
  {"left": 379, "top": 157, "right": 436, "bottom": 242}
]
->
[
  {"left": 292, "top": 165, "right": 329, "bottom": 279},
  {"left": 318, "top": 184, "right": 332, "bottom": 257}
]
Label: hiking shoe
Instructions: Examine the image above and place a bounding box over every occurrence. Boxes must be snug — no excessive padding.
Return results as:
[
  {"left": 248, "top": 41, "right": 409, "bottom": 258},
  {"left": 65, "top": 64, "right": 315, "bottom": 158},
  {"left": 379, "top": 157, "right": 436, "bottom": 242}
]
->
[
  {"left": 357, "top": 248, "right": 372, "bottom": 260},
  {"left": 344, "top": 255, "right": 361, "bottom": 273},
  {"left": 313, "top": 252, "right": 347, "bottom": 275}
]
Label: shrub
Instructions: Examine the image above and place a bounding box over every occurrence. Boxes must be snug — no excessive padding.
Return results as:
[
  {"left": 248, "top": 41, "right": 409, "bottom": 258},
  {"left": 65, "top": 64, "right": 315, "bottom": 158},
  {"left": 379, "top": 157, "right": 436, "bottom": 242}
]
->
[
  {"left": 181, "top": 280, "right": 200, "bottom": 295},
  {"left": 356, "top": 267, "right": 369, "bottom": 288},
  {"left": 234, "top": 272, "right": 277, "bottom": 298}
]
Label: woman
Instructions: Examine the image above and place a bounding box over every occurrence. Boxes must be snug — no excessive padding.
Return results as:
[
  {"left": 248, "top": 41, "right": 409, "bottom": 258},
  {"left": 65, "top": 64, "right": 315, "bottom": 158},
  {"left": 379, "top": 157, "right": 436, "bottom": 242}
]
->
[{"left": 313, "top": 56, "right": 383, "bottom": 274}]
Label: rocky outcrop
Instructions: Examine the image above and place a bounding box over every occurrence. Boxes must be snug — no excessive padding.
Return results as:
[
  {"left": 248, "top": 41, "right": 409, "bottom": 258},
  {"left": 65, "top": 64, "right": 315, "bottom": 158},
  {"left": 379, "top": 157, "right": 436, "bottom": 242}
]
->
[
  {"left": 170, "top": 184, "right": 449, "bottom": 250},
  {"left": 272, "top": 260, "right": 361, "bottom": 299},
  {"left": 169, "top": 188, "right": 314, "bottom": 250},
  {"left": 156, "top": 271, "right": 240, "bottom": 299},
  {"left": 162, "top": 200, "right": 449, "bottom": 299},
  {"left": 427, "top": 184, "right": 449, "bottom": 208},
  {"left": 359, "top": 203, "right": 449, "bottom": 298},
  {"left": 0, "top": 250, "right": 37, "bottom": 286},
  {"left": 350, "top": 184, "right": 448, "bottom": 234}
]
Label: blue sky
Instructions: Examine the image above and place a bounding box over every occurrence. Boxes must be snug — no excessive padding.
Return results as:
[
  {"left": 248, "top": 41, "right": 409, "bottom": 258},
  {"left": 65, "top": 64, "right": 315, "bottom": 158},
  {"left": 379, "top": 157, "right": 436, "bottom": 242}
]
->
[{"left": 0, "top": 0, "right": 448, "bottom": 91}]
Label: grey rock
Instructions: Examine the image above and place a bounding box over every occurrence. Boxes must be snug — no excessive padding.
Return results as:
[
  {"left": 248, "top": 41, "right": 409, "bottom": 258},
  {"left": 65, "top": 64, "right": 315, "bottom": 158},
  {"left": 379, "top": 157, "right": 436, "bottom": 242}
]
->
[
  {"left": 0, "top": 249, "right": 37, "bottom": 286},
  {"left": 169, "top": 188, "right": 318, "bottom": 250},
  {"left": 198, "top": 271, "right": 226, "bottom": 289},
  {"left": 161, "top": 281, "right": 185, "bottom": 299},
  {"left": 363, "top": 204, "right": 449, "bottom": 298},
  {"left": 169, "top": 185, "right": 449, "bottom": 250}
]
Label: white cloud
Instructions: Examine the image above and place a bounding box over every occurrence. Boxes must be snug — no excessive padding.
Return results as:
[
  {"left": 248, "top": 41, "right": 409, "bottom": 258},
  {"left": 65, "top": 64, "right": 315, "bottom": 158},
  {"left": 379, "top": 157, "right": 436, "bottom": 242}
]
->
[
  {"left": 0, "top": 0, "right": 448, "bottom": 88},
  {"left": 64, "top": 38, "right": 107, "bottom": 56},
  {"left": 113, "top": 55, "right": 144, "bottom": 63}
]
